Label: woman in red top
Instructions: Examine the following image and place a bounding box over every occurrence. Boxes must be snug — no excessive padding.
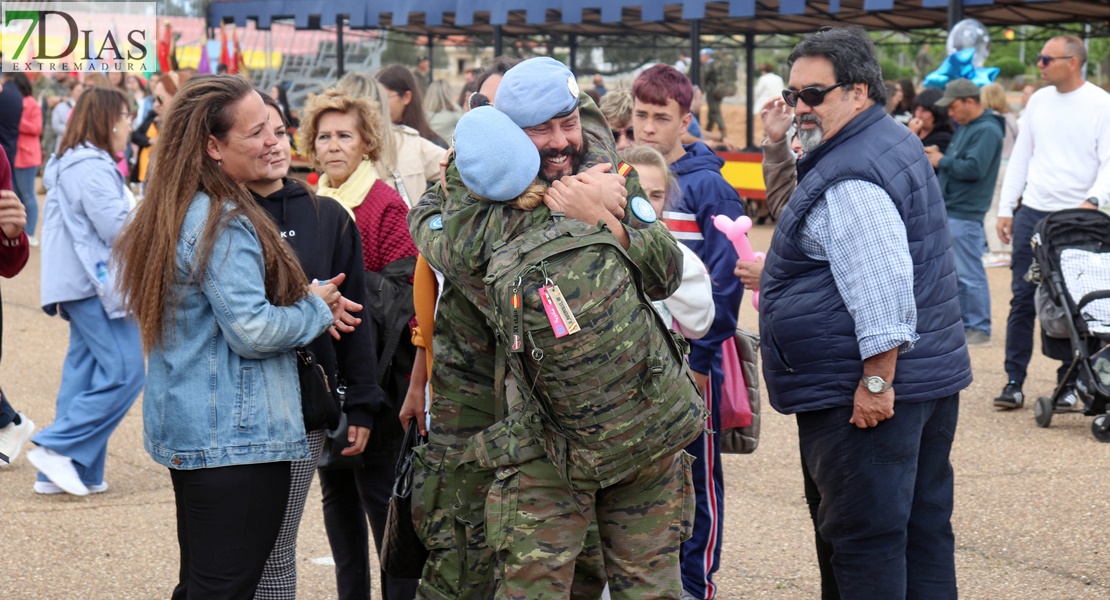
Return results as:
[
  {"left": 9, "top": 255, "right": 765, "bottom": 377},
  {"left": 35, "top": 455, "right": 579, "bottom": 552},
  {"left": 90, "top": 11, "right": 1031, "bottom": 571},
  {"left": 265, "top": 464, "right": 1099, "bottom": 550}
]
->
[
  {"left": 0, "top": 145, "right": 33, "bottom": 467},
  {"left": 298, "top": 87, "right": 420, "bottom": 600},
  {"left": 11, "top": 74, "right": 41, "bottom": 246}
]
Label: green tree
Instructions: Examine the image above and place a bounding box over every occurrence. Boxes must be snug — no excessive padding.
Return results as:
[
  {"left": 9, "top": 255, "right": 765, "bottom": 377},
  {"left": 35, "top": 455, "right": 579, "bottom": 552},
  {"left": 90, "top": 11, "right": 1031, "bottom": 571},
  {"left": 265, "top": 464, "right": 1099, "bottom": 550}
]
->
[{"left": 381, "top": 31, "right": 419, "bottom": 67}]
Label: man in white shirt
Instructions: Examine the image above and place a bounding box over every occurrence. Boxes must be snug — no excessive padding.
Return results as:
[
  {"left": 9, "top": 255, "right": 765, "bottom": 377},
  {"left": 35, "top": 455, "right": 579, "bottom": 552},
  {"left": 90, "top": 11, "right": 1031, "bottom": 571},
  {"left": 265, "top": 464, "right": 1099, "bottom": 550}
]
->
[
  {"left": 993, "top": 36, "right": 1110, "bottom": 410},
  {"left": 752, "top": 62, "right": 785, "bottom": 116}
]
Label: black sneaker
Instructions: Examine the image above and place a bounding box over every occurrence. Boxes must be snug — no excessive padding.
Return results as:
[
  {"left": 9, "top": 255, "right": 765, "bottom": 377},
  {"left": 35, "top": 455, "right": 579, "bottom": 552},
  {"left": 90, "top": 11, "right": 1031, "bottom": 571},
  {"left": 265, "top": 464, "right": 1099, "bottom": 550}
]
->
[
  {"left": 994, "top": 381, "right": 1024, "bottom": 409},
  {"left": 1054, "top": 388, "right": 1078, "bottom": 410}
]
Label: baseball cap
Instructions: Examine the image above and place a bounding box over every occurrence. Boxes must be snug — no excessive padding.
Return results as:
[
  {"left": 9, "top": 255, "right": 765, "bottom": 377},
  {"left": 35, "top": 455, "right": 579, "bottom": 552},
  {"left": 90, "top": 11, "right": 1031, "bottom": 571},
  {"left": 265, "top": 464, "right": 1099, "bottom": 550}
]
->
[{"left": 934, "top": 79, "right": 981, "bottom": 107}]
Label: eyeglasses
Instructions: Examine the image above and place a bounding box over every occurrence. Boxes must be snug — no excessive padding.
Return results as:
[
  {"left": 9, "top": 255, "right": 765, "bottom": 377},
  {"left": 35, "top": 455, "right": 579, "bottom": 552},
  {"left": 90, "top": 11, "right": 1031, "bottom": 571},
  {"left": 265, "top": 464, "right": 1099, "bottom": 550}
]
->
[
  {"left": 782, "top": 82, "right": 847, "bottom": 108},
  {"left": 467, "top": 91, "right": 490, "bottom": 110},
  {"left": 120, "top": 111, "right": 134, "bottom": 120},
  {"left": 1037, "top": 54, "right": 1074, "bottom": 67},
  {"left": 610, "top": 126, "right": 634, "bottom": 142}
]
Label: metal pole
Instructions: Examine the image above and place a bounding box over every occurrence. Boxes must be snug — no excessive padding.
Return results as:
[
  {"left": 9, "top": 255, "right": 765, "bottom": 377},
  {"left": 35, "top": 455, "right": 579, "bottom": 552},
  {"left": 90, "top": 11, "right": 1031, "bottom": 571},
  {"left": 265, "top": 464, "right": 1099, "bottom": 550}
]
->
[
  {"left": 427, "top": 35, "right": 435, "bottom": 83},
  {"left": 336, "top": 14, "right": 345, "bottom": 79},
  {"left": 569, "top": 33, "right": 578, "bottom": 75},
  {"left": 689, "top": 20, "right": 701, "bottom": 89},
  {"left": 745, "top": 32, "right": 755, "bottom": 150},
  {"left": 493, "top": 25, "right": 503, "bottom": 57},
  {"left": 947, "top": 0, "right": 963, "bottom": 30}
]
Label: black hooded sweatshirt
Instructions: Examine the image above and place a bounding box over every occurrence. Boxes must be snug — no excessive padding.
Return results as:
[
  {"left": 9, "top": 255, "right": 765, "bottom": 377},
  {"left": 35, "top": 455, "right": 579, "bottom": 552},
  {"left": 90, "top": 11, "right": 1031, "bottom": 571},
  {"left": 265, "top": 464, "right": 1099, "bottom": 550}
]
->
[{"left": 253, "top": 178, "right": 385, "bottom": 432}]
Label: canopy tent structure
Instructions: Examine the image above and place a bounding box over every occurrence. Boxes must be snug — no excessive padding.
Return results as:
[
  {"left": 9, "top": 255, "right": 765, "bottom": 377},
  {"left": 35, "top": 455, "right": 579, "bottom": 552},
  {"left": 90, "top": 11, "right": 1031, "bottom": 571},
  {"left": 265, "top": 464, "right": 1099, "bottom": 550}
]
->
[{"left": 209, "top": 0, "right": 1110, "bottom": 147}]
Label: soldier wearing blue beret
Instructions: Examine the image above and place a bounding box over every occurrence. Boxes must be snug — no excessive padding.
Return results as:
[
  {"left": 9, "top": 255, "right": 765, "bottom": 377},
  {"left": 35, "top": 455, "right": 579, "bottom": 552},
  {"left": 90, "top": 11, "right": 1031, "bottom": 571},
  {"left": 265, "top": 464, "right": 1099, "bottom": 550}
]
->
[{"left": 404, "top": 56, "right": 691, "bottom": 599}]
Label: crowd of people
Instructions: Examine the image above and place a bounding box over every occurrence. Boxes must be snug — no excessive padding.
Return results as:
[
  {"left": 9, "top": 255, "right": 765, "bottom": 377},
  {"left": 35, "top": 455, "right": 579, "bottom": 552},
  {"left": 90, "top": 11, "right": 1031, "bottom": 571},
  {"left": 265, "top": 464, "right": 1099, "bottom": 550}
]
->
[{"left": 0, "top": 28, "right": 1107, "bottom": 600}]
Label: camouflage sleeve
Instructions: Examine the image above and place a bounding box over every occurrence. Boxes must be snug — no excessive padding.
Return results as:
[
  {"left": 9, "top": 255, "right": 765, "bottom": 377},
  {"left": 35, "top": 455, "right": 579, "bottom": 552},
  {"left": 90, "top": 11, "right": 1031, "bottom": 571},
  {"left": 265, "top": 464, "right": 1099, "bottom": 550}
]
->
[
  {"left": 578, "top": 92, "right": 683, "bottom": 300},
  {"left": 408, "top": 156, "right": 464, "bottom": 270},
  {"left": 407, "top": 177, "right": 446, "bottom": 257}
]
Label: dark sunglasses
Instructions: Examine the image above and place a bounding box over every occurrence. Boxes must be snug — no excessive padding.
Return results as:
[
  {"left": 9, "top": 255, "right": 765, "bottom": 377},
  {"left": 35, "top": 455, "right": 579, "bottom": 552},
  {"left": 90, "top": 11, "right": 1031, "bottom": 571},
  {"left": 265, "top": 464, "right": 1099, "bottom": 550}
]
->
[
  {"left": 1036, "top": 54, "right": 1073, "bottom": 67},
  {"left": 610, "top": 126, "right": 634, "bottom": 142},
  {"left": 782, "top": 82, "right": 847, "bottom": 108},
  {"left": 467, "top": 91, "right": 490, "bottom": 110}
]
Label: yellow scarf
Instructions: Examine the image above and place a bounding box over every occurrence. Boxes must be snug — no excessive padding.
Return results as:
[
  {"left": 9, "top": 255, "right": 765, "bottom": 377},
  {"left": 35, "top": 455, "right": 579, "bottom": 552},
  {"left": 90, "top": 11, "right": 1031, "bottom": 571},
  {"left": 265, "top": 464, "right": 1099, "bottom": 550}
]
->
[{"left": 316, "top": 159, "right": 379, "bottom": 220}]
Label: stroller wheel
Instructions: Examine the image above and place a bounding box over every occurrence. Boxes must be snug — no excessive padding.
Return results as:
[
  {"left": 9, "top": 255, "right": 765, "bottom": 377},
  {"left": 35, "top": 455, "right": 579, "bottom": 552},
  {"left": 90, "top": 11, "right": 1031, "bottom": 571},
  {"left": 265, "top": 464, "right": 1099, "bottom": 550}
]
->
[
  {"left": 1092, "top": 415, "right": 1110, "bottom": 443},
  {"left": 1034, "top": 396, "right": 1054, "bottom": 428}
]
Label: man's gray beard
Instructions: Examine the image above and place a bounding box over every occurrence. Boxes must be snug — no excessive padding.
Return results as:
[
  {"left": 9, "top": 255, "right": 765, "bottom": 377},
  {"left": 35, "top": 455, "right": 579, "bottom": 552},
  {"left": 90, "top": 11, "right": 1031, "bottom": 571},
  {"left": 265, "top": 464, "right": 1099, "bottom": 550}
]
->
[{"left": 798, "top": 125, "right": 824, "bottom": 153}]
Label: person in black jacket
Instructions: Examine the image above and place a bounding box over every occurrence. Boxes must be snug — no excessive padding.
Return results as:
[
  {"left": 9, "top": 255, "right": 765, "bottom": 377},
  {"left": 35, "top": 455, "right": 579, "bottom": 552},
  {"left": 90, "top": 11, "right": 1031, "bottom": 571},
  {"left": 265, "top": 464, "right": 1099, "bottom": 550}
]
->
[{"left": 247, "top": 94, "right": 385, "bottom": 600}]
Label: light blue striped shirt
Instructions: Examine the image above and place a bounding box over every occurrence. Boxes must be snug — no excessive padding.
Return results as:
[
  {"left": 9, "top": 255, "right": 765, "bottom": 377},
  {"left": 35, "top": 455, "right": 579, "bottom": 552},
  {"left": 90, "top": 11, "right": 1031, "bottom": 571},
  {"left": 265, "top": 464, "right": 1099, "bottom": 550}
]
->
[{"left": 798, "top": 180, "right": 919, "bottom": 359}]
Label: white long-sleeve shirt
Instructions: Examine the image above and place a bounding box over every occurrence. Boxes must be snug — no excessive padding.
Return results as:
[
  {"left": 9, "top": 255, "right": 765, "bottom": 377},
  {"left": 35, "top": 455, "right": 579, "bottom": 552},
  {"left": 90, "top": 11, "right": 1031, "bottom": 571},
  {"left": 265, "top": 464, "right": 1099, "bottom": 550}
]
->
[
  {"left": 998, "top": 81, "right": 1110, "bottom": 217},
  {"left": 753, "top": 72, "right": 785, "bottom": 114},
  {"left": 652, "top": 244, "right": 716, "bottom": 340}
]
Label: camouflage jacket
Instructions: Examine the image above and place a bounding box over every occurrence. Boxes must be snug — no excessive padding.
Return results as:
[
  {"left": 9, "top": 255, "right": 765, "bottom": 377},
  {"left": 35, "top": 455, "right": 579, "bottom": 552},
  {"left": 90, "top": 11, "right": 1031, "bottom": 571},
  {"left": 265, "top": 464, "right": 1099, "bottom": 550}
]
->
[{"left": 408, "top": 93, "right": 683, "bottom": 419}]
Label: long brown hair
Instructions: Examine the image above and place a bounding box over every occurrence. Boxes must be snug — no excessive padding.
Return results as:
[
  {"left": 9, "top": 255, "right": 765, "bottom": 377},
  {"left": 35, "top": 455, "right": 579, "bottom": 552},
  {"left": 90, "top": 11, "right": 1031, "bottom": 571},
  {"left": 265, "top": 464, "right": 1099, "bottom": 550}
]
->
[
  {"left": 57, "top": 87, "right": 129, "bottom": 156},
  {"left": 115, "top": 75, "right": 308, "bottom": 350},
  {"left": 376, "top": 64, "right": 444, "bottom": 146}
]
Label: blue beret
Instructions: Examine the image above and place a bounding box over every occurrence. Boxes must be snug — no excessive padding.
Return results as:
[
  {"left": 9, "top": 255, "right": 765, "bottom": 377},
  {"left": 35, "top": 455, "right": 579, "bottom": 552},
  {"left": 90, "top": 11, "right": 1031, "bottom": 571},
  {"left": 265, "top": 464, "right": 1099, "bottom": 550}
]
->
[
  {"left": 454, "top": 106, "right": 540, "bottom": 202},
  {"left": 494, "top": 56, "right": 581, "bottom": 129}
]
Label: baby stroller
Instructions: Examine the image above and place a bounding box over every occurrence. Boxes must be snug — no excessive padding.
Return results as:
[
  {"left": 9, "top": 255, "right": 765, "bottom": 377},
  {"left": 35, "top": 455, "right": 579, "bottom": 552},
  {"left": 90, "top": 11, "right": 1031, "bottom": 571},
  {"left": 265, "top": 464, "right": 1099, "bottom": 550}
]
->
[{"left": 1029, "top": 208, "right": 1110, "bottom": 441}]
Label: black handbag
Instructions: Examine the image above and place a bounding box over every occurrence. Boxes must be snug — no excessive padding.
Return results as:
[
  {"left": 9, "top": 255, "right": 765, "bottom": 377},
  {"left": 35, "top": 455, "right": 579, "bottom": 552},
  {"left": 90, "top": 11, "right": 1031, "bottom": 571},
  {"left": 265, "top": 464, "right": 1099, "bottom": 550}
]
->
[
  {"left": 380, "top": 422, "right": 429, "bottom": 579},
  {"left": 317, "top": 387, "right": 365, "bottom": 470},
  {"left": 296, "top": 347, "right": 340, "bottom": 431}
]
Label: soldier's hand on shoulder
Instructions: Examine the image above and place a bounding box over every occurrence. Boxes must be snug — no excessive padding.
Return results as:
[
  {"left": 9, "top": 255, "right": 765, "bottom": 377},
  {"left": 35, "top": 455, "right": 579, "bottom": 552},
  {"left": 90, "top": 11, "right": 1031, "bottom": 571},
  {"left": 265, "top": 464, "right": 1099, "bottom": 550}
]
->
[{"left": 546, "top": 163, "right": 627, "bottom": 224}]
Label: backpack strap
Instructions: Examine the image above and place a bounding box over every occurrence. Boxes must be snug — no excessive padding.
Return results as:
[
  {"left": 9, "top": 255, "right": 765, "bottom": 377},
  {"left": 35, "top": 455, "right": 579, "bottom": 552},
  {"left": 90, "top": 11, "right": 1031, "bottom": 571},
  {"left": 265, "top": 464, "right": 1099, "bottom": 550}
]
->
[{"left": 493, "top": 343, "right": 507, "bottom": 423}]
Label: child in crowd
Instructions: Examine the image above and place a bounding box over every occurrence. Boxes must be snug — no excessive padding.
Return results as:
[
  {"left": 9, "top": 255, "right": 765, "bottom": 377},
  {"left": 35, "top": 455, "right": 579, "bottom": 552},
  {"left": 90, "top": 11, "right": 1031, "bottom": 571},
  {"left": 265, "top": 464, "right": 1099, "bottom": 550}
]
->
[{"left": 621, "top": 144, "right": 715, "bottom": 340}]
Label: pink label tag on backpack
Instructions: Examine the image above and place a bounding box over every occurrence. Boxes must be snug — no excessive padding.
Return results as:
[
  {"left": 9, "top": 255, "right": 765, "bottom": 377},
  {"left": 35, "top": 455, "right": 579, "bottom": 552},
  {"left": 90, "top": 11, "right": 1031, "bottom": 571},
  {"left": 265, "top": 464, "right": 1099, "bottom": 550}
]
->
[{"left": 539, "top": 285, "right": 578, "bottom": 338}]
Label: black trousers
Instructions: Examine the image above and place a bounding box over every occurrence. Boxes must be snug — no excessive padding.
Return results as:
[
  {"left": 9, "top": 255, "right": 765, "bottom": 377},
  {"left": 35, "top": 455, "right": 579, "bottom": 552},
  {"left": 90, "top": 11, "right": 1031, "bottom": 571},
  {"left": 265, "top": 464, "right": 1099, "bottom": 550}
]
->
[
  {"left": 170, "top": 462, "right": 292, "bottom": 600},
  {"left": 318, "top": 465, "right": 418, "bottom": 600}
]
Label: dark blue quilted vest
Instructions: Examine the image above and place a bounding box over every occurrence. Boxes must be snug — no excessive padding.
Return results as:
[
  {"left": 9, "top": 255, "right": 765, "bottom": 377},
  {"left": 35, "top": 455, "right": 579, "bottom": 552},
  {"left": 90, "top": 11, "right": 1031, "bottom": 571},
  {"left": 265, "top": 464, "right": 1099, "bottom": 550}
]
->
[{"left": 759, "top": 104, "right": 971, "bottom": 414}]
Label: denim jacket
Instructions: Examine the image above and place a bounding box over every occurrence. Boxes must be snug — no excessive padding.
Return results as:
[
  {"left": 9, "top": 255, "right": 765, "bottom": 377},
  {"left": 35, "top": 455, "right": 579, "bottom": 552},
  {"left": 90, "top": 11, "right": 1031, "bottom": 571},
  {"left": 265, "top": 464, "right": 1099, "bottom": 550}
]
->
[{"left": 143, "top": 192, "right": 333, "bottom": 470}]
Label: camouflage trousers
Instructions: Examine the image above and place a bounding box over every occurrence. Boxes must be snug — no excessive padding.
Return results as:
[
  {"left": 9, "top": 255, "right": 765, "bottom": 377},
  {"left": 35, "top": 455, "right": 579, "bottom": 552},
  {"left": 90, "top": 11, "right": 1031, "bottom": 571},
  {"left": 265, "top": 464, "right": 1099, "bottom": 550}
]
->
[
  {"left": 411, "top": 398, "right": 608, "bottom": 600},
  {"left": 487, "top": 450, "right": 695, "bottom": 599}
]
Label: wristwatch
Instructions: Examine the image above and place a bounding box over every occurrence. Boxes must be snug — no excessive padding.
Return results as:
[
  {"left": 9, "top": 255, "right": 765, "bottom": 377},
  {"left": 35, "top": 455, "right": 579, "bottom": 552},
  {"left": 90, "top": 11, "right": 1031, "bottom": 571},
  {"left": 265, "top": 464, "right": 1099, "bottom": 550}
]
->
[
  {"left": 862, "top": 375, "right": 893, "bottom": 394},
  {"left": 1084, "top": 197, "right": 1099, "bottom": 208}
]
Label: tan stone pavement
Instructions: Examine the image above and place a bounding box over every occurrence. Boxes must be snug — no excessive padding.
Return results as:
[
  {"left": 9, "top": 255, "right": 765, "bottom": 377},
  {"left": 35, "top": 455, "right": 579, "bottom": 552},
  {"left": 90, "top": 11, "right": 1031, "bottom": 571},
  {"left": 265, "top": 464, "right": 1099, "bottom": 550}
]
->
[{"left": 1, "top": 224, "right": 1108, "bottom": 599}]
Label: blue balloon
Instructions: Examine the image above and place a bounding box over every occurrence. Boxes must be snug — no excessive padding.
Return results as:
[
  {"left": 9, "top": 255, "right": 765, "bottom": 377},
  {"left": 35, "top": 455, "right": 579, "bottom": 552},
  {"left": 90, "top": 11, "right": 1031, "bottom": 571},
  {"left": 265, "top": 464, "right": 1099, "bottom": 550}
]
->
[{"left": 923, "top": 48, "right": 999, "bottom": 90}]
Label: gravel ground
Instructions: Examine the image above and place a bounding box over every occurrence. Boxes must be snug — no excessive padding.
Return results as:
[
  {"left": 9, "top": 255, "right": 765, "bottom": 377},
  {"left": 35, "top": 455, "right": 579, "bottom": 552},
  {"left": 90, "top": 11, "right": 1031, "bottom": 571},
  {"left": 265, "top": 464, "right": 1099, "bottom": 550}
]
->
[{"left": 1, "top": 223, "right": 1107, "bottom": 599}]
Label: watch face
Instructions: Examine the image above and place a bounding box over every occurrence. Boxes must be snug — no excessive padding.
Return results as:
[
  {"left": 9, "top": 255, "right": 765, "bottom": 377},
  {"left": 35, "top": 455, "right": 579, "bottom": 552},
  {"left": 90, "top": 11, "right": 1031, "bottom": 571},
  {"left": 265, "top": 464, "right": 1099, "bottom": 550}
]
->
[{"left": 867, "top": 377, "right": 884, "bottom": 393}]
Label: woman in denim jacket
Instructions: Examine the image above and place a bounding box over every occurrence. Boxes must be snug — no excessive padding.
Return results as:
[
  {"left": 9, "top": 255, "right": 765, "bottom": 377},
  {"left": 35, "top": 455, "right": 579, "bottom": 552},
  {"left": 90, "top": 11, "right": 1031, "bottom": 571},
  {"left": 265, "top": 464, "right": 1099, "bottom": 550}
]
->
[{"left": 115, "top": 75, "right": 358, "bottom": 599}]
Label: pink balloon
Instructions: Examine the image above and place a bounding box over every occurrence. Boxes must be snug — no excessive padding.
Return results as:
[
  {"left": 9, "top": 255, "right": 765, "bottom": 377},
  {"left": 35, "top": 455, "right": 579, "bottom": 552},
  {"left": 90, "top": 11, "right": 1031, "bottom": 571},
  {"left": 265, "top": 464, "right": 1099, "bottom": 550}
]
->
[{"left": 712, "top": 214, "right": 765, "bottom": 311}]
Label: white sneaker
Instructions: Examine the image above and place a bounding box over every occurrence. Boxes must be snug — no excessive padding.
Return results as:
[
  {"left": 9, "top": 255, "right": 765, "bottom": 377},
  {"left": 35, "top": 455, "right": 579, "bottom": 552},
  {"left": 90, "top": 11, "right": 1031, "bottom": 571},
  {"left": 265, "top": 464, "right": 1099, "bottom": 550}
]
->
[
  {"left": 34, "top": 480, "right": 109, "bottom": 495},
  {"left": 0, "top": 413, "right": 35, "bottom": 466},
  {"left": 27, "top": 235, "right": 38, "bottom": 247},
  {"left": 26, "top": 447, "right": 89, "bottom": 496}
]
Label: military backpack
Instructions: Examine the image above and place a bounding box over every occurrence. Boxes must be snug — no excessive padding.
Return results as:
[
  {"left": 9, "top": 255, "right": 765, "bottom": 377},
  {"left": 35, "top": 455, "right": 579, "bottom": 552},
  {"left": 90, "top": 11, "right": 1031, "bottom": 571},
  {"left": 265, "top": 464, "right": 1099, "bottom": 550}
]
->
[{"left": 477, "top": 211, "right": 705, "bottom": 487}]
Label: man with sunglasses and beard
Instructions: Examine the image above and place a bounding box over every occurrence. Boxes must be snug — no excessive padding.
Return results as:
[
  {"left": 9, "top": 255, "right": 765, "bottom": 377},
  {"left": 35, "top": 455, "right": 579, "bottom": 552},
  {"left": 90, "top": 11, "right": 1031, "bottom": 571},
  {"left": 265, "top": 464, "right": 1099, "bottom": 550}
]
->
[
  {"left": 992, "top": 36, "right": 1110, "bottom": 412},
  {"left": 760, "top": 27, "right": 970, "bottom": 599},
  {"left": 629, "top": 63, "right": 744, "bottom": 600}
]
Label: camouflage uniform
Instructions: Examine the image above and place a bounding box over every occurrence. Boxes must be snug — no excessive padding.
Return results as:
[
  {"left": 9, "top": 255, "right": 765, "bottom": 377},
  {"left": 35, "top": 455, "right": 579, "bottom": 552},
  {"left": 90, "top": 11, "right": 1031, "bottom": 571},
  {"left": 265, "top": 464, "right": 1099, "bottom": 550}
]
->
[
  {"left": 410, "top": 94, "right": 694, "bottom": 599},
  {"left": 407, "top": 94, "right": 629, "bottom": 600},
  {"left": 701, "top": 58, "right": 727, "bottom": 136}
]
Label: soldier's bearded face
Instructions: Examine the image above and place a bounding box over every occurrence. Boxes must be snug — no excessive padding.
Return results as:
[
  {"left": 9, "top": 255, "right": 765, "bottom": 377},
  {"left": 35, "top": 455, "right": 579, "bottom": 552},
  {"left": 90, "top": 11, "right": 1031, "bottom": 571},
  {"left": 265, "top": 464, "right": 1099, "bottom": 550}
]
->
[{"left": 524, "top": 110, "right": 586, "bottom": 182}]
